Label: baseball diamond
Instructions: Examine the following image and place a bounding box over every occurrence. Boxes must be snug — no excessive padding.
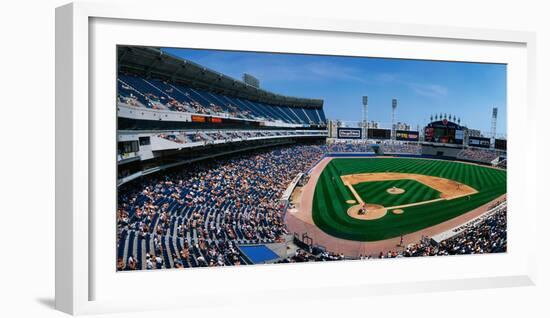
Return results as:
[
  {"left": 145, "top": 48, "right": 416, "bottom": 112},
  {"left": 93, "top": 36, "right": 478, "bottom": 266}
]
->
[
  {"left": 312, "top": 157, "right": 506, "bottom": 241},
  {"left": 352, "top": 180, "right": 441, "bottom": 206}
]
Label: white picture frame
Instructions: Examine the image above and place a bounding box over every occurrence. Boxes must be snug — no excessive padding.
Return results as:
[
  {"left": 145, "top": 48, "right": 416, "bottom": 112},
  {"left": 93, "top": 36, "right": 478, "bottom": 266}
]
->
[{"left": 55, "top": 1, "right": 538, "bottom": 315}]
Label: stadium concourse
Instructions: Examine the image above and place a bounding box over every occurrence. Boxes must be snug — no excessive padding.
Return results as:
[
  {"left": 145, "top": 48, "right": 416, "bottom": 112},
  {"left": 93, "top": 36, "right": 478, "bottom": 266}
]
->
[{"left": 116, "top": 46, "right": 507, "bottom": 271}]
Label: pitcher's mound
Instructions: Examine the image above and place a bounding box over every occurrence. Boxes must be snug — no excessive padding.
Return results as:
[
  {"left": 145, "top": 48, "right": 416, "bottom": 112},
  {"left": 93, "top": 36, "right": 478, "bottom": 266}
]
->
[
  {"left": 392, "top": 209, "right": 404, "bottom": 214},
  {"left": 347, "top": 204, "right": 387, "bottom": 220},
  {"left": 387, "top": 187, "right": 405, "bottom": 194}
]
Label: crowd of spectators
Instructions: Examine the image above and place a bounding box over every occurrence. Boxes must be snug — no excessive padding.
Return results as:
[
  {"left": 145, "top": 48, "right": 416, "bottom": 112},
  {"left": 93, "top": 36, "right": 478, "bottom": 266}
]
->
[
  {"left": 327, "top": 141, "right": 374, "bottom": 153},
  {"left": 117, "top": 144, "right": 327, "bottom": 270},
  {"left": 457, "top": 147, "right": 500, "bottom": 163},
  {"left": 117, "top": 75, "right": 325, "bottom": 125},
  {"left": 380, "top": 142, "right": 422, "bottom": 154},
  {"left": 157, "top": 130, "right": 326, "bottom": 146},
  {"left": 118, "top": 77, "right": 224, "bottom": 115},
  {"left": 326, "top": 140, "right": 421, "bottom": 155},
  {"left": 364, "top": 203, "right": 507, "bottom": 258},
  {"left": 276, "top": 249, "right": 346, "bottom": 263}
]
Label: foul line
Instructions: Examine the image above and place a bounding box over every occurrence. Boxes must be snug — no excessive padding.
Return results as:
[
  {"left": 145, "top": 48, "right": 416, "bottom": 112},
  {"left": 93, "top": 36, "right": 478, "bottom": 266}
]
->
[{"left": 346, "top": 183, "right": 365, "bottom": 205}]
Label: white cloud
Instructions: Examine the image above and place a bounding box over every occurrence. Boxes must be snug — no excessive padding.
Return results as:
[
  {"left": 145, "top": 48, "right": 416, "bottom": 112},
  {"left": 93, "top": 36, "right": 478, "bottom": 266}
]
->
[
  {"left": 409, "top": 83, "right": 448, "bottom": 97},
  {"left": 186, "top": 52, "right": 449, "bottom": 98}
]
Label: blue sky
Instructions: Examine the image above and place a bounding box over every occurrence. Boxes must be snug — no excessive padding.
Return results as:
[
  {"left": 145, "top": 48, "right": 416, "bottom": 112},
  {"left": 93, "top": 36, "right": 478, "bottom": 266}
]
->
[{"left": 162, "top": 47, "right": 507, "bottom": 136}]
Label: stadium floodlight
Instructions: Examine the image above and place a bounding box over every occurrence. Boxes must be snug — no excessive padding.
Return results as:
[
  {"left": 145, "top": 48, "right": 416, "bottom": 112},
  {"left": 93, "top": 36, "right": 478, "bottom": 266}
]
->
[
  {"left": 391, "top": 99, "right": 397, "bottom": 141},
  {"left": 362, "top": 96, "right": 368, "bottom": 141},
  {"left": 491, "top": 107, "right": 498, "bottom": 148}
]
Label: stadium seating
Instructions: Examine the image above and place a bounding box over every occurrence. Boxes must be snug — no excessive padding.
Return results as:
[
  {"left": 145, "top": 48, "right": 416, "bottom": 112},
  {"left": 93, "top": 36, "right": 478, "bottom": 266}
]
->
[
  {"left": 326, "top": 141, "right": 421, "bottom": 154},
  {"left": 156, "top": 130, "right": 325, "bottom": 146},
  {"left": 457, "top": 147, "right": 500, "bottom": 163},
  {"left": 117, "top": 74, "right": 326, "bottom": 126},
  {"left": 117, "top": 144, "right": 327, "bottom": 270},
  {"left": 380, "top": 142, "right": 422, "bottom": 155}
]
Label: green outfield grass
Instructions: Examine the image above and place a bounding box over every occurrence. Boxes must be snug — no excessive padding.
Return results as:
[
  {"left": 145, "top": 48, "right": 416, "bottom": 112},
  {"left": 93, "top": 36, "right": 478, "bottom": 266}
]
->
[
  {"left": 353, "top": 179, "right": 441, "bottom": 207},
  {"left": 312, "top": 157, "right": 506, "bottom": 241}
]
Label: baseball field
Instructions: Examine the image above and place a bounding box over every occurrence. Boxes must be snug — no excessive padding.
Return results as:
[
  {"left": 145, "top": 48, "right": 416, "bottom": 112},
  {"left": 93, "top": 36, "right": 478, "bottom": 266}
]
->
[{"left": 311, "top": 157, "right": 507, "bottom": 241}]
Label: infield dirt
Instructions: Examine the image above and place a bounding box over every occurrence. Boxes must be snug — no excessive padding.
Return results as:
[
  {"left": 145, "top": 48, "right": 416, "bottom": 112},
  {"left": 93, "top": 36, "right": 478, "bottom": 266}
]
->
[{"left": 341, "top": 172, "right": 477, "bottom": 200}]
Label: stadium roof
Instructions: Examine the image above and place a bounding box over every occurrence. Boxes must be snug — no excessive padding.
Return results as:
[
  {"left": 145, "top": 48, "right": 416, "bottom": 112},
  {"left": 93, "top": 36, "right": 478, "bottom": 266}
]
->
[{"left": 117, "top": 46, "right": 324, "bottom": 109}]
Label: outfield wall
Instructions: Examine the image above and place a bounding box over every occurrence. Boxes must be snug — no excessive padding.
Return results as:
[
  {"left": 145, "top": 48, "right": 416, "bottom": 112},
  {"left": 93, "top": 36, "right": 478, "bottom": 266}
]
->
[
  {"left": 327, "top": 153, "right": 464, "bottom": 162},
  {"left": 325, "top": 153, "right": 501, "bottom": 168}
]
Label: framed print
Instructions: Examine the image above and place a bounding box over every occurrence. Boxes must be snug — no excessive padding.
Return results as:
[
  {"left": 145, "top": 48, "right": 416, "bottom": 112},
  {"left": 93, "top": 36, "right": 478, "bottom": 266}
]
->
[{"left": 55, "top": 1, "right": 538, "bottom": 315}]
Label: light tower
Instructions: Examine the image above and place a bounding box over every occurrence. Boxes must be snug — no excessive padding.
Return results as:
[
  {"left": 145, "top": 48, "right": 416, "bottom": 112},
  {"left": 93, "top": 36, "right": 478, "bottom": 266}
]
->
[
  {"left": 391, "top": 98, "right": 398, "bottom": 141},
  {"left": 491, "top": 107, "right": 498, "bottom": 148},
  {"left": 362, "top": 96, "right": 368, "bottom": 141}
]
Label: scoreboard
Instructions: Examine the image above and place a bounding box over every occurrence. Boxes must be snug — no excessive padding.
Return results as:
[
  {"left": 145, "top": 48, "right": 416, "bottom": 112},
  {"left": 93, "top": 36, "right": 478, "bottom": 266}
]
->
[
  {"left": 367, "top": 128, "right": 391, "bottom": 139},
  {"left": 495, "top": 138, "right": 507, "bottom": 150},
  {"left": 396, "top": 130, "right": 419, "bottom": 141},
  {"left": 337, "top": 127, "right": 362, "bottom": 139},
  {"left": 468, "top": 136, "right": 491, "bottom": 148},
  {"left": 455, "top": 129, "right": 464, "bottom": 141},
  {"left": 424, "top": 120, "right": 464, "bottom": 144},
  {"left": 191, "top": 115, "right": 223, "bottom": 124}
]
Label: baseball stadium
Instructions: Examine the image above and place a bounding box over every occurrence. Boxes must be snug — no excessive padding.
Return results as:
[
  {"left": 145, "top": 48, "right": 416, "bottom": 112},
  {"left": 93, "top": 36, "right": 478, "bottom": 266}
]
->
[{"left": 116, "top": 46, "right": 507, "bottom": 271}]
